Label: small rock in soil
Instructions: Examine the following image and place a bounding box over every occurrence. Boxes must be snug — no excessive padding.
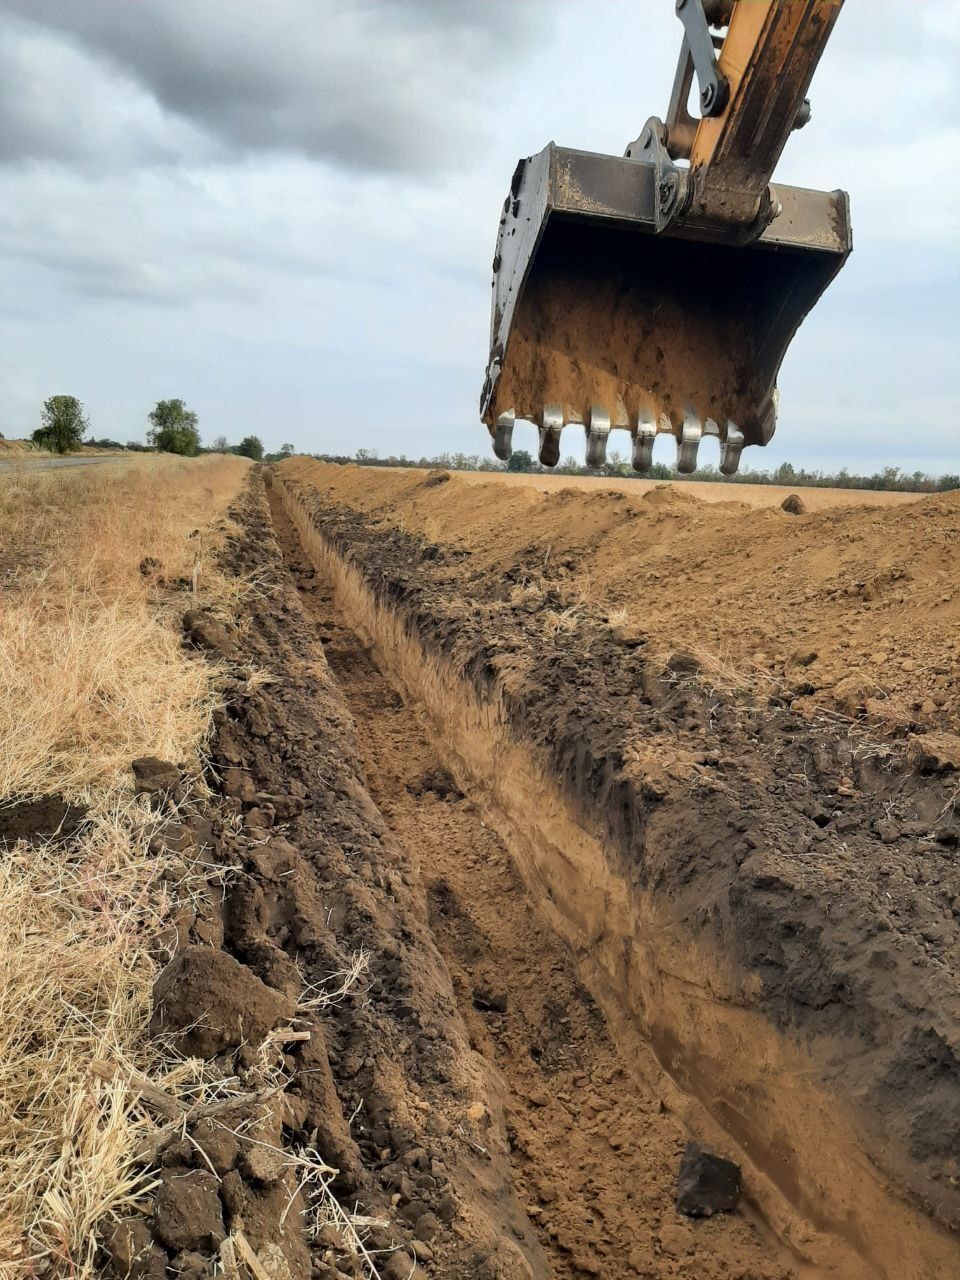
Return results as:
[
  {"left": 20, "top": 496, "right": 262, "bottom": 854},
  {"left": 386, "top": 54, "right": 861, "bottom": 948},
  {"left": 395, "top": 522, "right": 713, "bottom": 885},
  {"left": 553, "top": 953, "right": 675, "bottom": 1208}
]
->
[
  {"left": 676, "top": 1141, "right": 742, "bottom": 1217},
  {"left": 132, "top": 756, "right": 180, "bottom": 796},
  {"left": 152, "top": 944, "right": 294, "bottom": 1057},
  {"left": 189, "top": 1118, "right": 239, "bottom": 1174},
  {"left": 413, "top": 1211, "right": 440, "bottom": 1241},
  {"left": 383, "top": 1253, "right": 416, "bottom": 1280},
  {"left": 103, "top": 1217, "right": 156, "bottom": 1280},
  {"left": 781, "top": 494, "right": 806, "bottom": 515},
  {"left": 153, "top": 1168, "right": 225, "bottom": 1251},
  {"left": 472, "top": 988, "right": 508, "bottom": 1014},
  {"left": 182, "top": 607, "right": 237, "bottom": 657},
  {"left": 908, "top": 732, "right": 960, "bottom": 773}
]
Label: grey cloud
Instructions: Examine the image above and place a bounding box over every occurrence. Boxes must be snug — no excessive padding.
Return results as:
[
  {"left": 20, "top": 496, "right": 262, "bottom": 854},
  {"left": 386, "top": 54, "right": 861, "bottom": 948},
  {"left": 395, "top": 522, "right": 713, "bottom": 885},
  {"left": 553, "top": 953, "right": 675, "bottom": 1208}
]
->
[{"left": 0, "top": 0, "right": 559, "bottom": 173}]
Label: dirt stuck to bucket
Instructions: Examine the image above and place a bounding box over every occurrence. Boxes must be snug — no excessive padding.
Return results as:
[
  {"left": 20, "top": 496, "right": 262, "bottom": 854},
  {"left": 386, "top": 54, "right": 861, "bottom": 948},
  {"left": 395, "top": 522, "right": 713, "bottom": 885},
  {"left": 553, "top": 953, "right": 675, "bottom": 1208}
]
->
[{"left": 489, "top": 220, "right": 778, "bottom": 437}]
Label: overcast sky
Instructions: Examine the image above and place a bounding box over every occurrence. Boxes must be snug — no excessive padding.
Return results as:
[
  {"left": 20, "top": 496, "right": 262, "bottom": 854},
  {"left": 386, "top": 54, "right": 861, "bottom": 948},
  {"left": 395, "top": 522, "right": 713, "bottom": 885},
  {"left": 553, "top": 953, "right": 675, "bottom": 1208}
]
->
[{"left": 0, "top": 0, "right": 957, "bottom": 473}]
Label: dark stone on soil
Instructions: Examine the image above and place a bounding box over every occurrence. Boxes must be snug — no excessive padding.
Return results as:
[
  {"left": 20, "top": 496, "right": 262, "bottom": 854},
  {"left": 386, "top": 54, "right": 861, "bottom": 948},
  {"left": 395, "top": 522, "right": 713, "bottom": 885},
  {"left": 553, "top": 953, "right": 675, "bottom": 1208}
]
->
[
  {"left": 676, "top": 1141, "right": 741, "bottom": 1217},
  {"left": 103, "top": 1218, "right": 161, "bottom": 1279},
  {"left": 472, "top": 988, "right": 508, "bottom": 1014},
  {"left": 0, "top": 794, "right": 87, "bottom": 844},
  {"left": 152, "top": 1168, "right": 225, "bottom": 1251},
  {"left": 182, "top": 607, "right": 237, "bottom": 657},
  {"left": 421, "top": 469, "right": 451, "bottom": 488},
  {"left": 152, "top": 944, "right": 294, "bottom": 1057},
  {"left": 664, "top": 651, "right": 700, "bottom": 677},
  {"left": 413, "top": 1211, "right": 440, "bottom": 1241},
  {"left": 132, "top": 757, "right": 180, "bottom": 796},
  {"left": 781, "top": 493, "right": 806, "bottom": 515}
]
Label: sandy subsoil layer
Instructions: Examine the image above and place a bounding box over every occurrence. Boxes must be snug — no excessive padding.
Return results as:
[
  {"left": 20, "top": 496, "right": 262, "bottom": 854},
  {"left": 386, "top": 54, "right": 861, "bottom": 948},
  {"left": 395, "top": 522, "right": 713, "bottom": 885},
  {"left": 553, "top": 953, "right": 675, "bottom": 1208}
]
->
[{"left": 272, "top": 460, "right": 960, "bottom": 1280}]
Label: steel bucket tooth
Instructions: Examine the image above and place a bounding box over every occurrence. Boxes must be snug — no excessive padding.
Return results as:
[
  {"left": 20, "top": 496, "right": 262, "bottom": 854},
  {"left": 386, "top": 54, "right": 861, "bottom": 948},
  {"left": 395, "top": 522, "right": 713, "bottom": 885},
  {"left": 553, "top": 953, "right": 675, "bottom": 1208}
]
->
[
  {"left": 492, "top": 411, "right": 515, "bottom": 462},
  {"left": 538, "top": 405, "right": 563, "bottom": 467},
  {"left": 719, "top": 423, "right": 745, "bottom": 475},
  {"left": 676, "top": 412, "right": 702, "bottom": 474},
  {"left": 632, "top": 418, "right": 657, "bottom": 473},
  {"left": 481, "top": 145, "right": 851, "bottom": 471},
  {"left": 585, "top": 407, "right": 611, "bottom": 469}
]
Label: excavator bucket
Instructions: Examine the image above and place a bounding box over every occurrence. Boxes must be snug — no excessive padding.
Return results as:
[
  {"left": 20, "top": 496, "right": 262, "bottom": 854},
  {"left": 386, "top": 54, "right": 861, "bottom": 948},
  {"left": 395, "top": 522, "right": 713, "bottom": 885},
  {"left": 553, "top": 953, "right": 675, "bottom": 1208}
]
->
[{"left": 480, "top": 144, "right": 851, "bottom": 474}]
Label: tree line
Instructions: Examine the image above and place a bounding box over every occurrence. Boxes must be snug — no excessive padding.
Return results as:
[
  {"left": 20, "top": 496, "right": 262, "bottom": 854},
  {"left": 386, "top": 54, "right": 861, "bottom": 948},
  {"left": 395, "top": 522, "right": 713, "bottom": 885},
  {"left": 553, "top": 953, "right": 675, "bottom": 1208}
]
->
[
  {"left": 12, "top": 398, "right": 958, "bottom": 494},
  {"left": 11, "top": 394, "right": 292, "bottom": 462},
  {"left": 322, "top": 447, "right": 960, "bottom": 495}
]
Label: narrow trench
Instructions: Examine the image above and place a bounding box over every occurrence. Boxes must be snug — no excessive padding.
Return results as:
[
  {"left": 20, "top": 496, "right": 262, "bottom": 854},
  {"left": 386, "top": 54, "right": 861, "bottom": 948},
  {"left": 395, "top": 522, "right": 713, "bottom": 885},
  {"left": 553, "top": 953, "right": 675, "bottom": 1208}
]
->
[{"left": 267, "top": 489, "right": 797, "bottom": 1280}]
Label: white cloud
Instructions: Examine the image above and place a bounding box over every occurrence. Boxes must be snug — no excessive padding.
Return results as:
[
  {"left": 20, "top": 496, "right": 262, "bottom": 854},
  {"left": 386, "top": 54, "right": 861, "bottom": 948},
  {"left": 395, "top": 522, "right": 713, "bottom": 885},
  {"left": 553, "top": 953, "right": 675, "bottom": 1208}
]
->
[{"left": 0, "top": 1, "right": 956, "bottom": 473}]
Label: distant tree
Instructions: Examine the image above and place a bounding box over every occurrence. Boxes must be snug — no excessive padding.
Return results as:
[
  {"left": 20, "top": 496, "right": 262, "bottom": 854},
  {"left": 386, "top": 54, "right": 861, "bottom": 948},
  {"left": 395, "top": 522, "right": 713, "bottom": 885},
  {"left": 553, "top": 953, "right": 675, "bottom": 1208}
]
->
[
  {"left": 507, "top": 448, "right": 534, "bottom": 473},
  {"left": 32, "top": 395, "right": 89, "bottom": 453},
  {"left": 355, "top": 448, "right": 378, "bottom": 465},
  {"left": 147, "top": 399, "right": 200, "bottom": 455},
  {"left": 211, "top": 435, "right": 230, "bottom": 453},
  {"left": 280, "top": 442, "right": 294, "bottom": 457},
  {"left": 236, "top": 435, "right": 264, "bottom": 460}
]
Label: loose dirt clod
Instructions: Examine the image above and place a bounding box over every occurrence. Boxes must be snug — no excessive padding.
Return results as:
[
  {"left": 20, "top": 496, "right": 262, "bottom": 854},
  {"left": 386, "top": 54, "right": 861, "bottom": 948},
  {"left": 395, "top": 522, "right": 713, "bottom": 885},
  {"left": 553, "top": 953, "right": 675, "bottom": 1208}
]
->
[
  {"left": 152, "top": 945, "right": 295, "bottom": 1057},
  {"left": 780, "top": 493, "right": 806, "bottom": 514}
]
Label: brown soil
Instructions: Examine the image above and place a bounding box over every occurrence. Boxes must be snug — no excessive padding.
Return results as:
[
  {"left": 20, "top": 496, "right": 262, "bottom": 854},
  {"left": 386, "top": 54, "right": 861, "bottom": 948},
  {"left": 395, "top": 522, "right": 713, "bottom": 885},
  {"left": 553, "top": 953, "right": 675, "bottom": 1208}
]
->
[
  {"left": 281, "top": 461, "right": 960, "bottom": 731},
  {"left": 129, "top": 465, "right": 960, "bottom": 1280},
  {"left": 268, "top": 459, "right": 960, "bottom": 1280},
  {"left": 272, "top": 489, "right": 794, "bottom": 1279},
  {"left": 450, "top": 469, "right": 924, "bottom": 511},
  {"left": 490, "top": 221, "right": 766, "bottom": 438},
  {"left": 0, "top": 794, "right": 87, "bottom": 844}
]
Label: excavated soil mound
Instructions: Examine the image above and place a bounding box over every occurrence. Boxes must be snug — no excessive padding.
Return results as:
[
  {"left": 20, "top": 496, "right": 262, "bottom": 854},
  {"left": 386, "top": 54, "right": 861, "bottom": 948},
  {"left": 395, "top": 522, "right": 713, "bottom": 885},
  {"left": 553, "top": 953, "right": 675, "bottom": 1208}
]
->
[{"left": 270, "top": 459, "right": 960, "bottom": 1280}]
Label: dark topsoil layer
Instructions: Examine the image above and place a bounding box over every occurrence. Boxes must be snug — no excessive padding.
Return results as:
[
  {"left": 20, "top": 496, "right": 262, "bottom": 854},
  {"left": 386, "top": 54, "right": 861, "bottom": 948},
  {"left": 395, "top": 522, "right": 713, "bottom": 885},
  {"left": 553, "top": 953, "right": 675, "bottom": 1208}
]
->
[
  {"left": 115, "top": 472, "right": 550, "bottom": 1280},
  {"left": 276, "top": 470, "right": 960, "bottom": 1237}
]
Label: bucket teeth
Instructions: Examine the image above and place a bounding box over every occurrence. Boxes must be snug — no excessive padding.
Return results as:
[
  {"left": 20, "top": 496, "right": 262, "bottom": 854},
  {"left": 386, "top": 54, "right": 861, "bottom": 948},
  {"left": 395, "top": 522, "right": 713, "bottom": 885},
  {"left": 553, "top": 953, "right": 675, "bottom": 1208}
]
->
[
  {"left": 719, "top": 422, "right": 745, "bottom": 476},
  {"left": 676, "top": 411, "right": 702, "bottom": 475},
  {"left": 538, "top": 405, "right": 563, "bottom": 467},
  {"left": 585, "top": 406, "right": 611, "bottom": 469},
  {"left": 632, "top": 418, "right": 657, "bottom": 473},
  {"left": 492, "top": 411, "right": 515, "bottom": 462}
]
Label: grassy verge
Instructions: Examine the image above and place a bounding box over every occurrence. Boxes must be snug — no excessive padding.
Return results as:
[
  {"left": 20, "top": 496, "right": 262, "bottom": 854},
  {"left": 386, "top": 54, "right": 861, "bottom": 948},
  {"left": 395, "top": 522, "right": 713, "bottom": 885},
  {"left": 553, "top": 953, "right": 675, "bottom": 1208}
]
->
[{"left": 0, "top": 456, "right": 249, "bottom": 1276}]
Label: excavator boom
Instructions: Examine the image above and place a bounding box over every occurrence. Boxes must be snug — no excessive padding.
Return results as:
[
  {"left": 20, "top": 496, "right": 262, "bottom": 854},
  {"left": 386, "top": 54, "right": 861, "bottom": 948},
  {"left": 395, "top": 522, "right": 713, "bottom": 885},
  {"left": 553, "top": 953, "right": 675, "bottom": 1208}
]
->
[{"left": 481, "top": 0, "right": 851, "bottom": 474}]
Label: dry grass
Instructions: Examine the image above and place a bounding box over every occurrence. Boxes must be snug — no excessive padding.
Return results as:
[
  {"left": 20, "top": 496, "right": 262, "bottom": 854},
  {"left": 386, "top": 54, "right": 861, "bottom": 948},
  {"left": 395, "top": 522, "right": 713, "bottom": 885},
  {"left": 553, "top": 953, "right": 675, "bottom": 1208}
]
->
[
  {"left": 0, "top": 455, "right": 249, "bottom": 1277},
  {"left": 0, "top": 457, "right": 247, "bottom": 799}
]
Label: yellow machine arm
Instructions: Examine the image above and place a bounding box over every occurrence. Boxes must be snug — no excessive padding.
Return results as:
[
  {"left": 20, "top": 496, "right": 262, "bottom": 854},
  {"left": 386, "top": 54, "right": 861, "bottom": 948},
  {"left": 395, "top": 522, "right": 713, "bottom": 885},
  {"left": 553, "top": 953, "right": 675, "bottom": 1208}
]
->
[{"left": 482, "top": 0, "right": 851, "bottom": 474}]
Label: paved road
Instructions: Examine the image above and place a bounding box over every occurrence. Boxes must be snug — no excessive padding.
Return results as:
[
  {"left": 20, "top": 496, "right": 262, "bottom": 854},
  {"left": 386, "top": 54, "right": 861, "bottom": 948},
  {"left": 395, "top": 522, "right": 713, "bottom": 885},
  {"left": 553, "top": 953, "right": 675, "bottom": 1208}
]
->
[{"left": 0, "top": 454, "right": 130, "bottom": 473}]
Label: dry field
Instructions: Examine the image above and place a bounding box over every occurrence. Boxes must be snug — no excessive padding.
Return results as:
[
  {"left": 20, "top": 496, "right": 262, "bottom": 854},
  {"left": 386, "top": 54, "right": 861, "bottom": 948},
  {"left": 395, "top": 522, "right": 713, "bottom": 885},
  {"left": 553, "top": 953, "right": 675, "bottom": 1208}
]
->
[
  {"left": 5, "top": 457, "right": 959, "bottom": 1280},
  {"left": 0, "top": 456, "right": 248, "bottom": 1275}
]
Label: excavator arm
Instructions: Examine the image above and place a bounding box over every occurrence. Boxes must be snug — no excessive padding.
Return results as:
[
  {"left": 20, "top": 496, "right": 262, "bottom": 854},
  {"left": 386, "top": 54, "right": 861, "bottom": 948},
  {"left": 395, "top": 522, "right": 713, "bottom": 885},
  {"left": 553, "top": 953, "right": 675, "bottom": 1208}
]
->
[{"left": 481, "top": 0, "right": 850, "bottom": 474}]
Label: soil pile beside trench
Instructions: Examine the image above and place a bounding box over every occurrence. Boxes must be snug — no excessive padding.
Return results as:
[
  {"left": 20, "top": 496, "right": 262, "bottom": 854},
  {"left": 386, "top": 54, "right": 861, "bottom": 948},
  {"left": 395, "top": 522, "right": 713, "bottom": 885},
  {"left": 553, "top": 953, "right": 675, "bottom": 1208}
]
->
[{"left": 271, "top": 459, "right": 960, "bottom": 1280}]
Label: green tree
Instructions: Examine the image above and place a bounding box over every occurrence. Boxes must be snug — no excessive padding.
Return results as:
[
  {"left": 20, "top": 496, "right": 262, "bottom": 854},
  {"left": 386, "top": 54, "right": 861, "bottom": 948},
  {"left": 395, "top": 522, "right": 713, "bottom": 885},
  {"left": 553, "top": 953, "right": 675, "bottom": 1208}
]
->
[
  {"left": 236, "top": 435, "right": 264, "bottom": 460},
  {"left": 32, "top": 395, "right": 89, "bottom": 453},
  {"left": 507, "top": 448, "right": 534, "bottom": 472},
  {"left": 147, "top": 399, "right": 200, "bottom": 455},
  {"left": 279, "top": 442, "right": 294, "bottom": 457}
]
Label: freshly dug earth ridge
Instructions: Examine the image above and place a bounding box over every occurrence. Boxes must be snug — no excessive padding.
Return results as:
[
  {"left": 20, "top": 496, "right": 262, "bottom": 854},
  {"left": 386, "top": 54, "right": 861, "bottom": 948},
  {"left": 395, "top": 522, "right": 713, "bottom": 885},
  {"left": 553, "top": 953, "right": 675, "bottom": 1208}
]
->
[
  {"left": 131, "top": 471, "right": 799, "bottom": 1279},
  {"left": 266, "top": 482, "right": 795, "bottom": 1279},
  {"left": 270, "top": 459, "right": 960, "bottom": 1279}
]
